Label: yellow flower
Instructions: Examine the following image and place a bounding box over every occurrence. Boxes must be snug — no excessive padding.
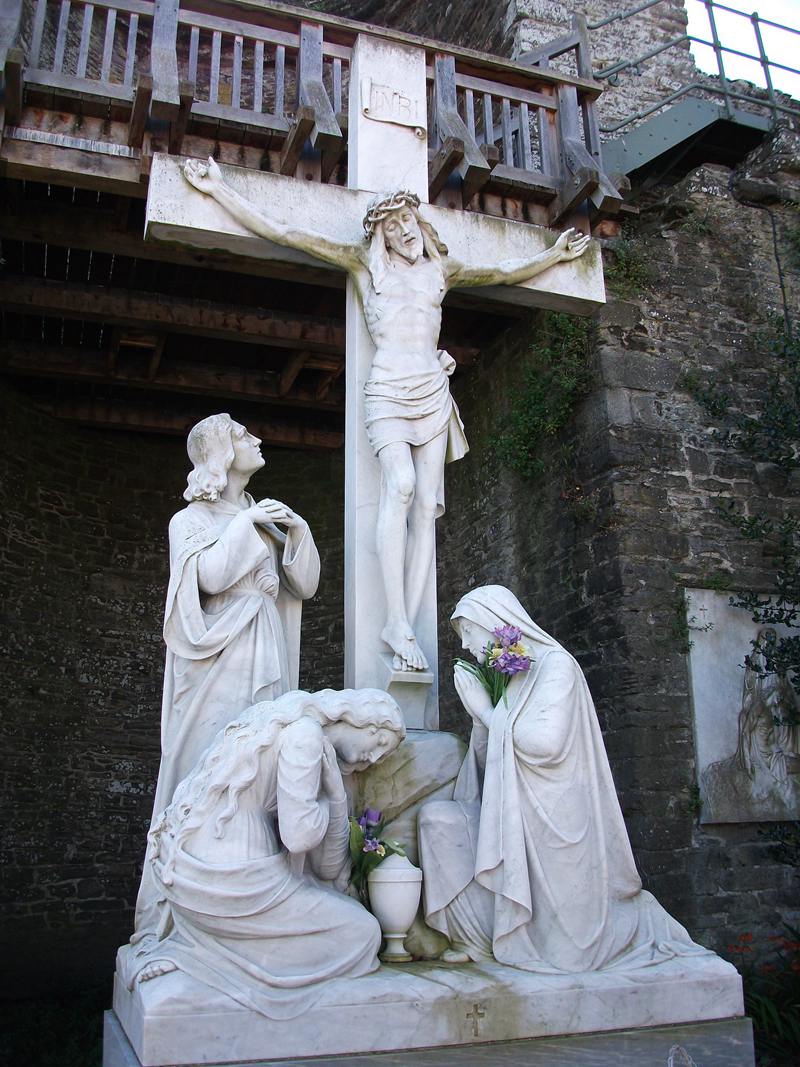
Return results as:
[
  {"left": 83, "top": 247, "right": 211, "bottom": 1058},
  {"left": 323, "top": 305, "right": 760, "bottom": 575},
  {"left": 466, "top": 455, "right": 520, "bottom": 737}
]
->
[
  {"left": 377, "top": 844, "right": 386, "bottom": 857},
  {"left": 509, "top": 642, "right": 527, "bottom": 655}
]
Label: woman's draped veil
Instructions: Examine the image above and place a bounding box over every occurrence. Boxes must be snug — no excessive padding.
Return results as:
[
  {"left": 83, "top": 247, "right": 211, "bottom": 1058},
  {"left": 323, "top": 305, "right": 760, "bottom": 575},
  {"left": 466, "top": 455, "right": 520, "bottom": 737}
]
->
[{"left": 450, "top": 585, "right": 561, "bottom": 657}]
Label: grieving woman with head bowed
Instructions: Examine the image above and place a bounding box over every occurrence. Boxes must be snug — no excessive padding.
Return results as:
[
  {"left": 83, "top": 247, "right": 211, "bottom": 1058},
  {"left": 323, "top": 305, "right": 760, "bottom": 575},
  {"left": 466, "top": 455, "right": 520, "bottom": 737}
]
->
[
  {"left": 418, "top": 585, "right": 712, "bottom": 973},
  {"left": 132, "top": 412, "right": 320, "bottom": 944},
  {"left": 119, "top": 689, "right": 405, "bottom": 1016}
]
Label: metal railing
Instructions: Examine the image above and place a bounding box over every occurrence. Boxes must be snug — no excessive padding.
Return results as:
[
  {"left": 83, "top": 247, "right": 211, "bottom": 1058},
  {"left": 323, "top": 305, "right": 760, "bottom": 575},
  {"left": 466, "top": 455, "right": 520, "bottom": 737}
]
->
[{"left": 587, "top": 0, "right": 800, "bottom": 134}]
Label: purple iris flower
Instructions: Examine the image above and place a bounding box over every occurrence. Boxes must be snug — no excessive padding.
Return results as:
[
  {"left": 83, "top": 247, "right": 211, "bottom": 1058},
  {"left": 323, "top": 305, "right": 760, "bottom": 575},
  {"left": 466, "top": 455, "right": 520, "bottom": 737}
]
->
[
  {"left": 493, "top": 625, "right": 523, "bottom": 648},
  {"left": 364, "top": 808, "right": 382, "bottom": 826},
  {"left": 362, "top": 837, "right": 380, "bottom": 852},
  {"left": 494, "top": 650, "right": 531, "bottom": 676}
]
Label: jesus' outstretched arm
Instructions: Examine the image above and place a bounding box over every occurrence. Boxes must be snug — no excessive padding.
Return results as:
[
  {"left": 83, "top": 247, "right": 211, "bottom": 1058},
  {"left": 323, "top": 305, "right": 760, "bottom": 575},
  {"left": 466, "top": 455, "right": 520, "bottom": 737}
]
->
[
  {"left": 445, "top": 227, "right": 591, "bottom": 289},
  {"left": 183, "top": 157, "right": 363, "bottom": 273}
]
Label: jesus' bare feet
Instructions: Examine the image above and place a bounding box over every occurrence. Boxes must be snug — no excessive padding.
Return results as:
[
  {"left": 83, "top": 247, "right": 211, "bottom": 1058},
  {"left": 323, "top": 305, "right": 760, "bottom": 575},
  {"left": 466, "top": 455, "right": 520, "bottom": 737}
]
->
[
  {"left": 138, "top": 959, "right": 178, "bottom": 982},
  {"left": 381, "top": 622, "right": 429, "bottom": 671}
]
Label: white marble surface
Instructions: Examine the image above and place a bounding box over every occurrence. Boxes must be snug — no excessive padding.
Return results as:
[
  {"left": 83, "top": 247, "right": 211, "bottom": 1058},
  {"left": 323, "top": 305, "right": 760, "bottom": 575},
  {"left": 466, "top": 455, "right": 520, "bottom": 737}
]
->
[
  {"left": 420, "top": 586, "right": 721, "bottom": 975},
  {"left": 132, "top": 414, "right": 320, "bottom": 941},
  {"left": 119, "top": 690, "right": 404, "bottom": 1016},
  {"left": 686, "top": 588, "right": 800, "bottom": 823},
  {"left": 112, "top": 952, "right": 743, "bottom": 1066},
  {"left": 105, "top": 1011, "right": 755, "bottom": 1067},
  {"left": 145, "top": 157, "right": 606, "bottom": 316}
]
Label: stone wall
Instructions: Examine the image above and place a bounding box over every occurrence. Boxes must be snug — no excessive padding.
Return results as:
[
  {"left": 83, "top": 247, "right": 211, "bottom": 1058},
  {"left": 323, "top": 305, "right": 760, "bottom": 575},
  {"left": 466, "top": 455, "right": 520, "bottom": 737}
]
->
[
  {"left": 437, "top": 131, "right": 800, "bottom": 957},
  {"left": 0, "top": 385, "right": 343, "bottom": 996}
]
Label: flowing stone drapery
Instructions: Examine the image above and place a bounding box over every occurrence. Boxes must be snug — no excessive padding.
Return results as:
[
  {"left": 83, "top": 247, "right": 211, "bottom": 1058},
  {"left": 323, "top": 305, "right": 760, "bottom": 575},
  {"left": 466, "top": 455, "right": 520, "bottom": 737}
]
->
[
  {"left": 119, "top": 692, "right": 402, "bottom": 1017},
  {"left": 132, "top": 492, "right": 320, "bottom": 942},
  {"left": 419, "top": 585, "right": 713, "bottom": 974}
]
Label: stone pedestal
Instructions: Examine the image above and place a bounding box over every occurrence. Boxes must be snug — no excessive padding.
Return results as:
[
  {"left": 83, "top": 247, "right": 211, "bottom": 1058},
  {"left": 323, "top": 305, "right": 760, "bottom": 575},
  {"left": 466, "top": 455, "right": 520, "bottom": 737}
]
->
[
  {"left": 106, "top": 954, "right": 747, "bottom": 1066},
  {"left": 104, "top": 1013, "right": 755, "bottom": 1067}
]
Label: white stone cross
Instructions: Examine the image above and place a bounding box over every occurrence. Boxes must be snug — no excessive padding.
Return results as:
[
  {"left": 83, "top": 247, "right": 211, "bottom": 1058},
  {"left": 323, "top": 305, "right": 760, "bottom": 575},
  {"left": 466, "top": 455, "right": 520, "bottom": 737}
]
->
[{"left": 145, "top": 31, "right": 605, "bottom": 730}]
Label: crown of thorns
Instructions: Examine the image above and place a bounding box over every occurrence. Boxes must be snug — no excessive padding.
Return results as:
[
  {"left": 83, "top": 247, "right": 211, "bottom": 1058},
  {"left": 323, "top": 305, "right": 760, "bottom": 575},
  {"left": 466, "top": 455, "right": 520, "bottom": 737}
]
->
[{"left": 362, "top": 191, "right": 421, "bottom": 239}]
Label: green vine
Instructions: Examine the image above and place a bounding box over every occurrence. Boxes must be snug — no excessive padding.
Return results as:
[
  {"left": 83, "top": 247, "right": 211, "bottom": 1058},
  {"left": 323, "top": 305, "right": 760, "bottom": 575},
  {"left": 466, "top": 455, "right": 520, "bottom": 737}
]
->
[
  {"left": 684, "top": 329, "right": 800, "bottom": 473},
  {"left": 494, "top": 312, "right": 592, "bottom": 481},
  {"left": 604, "top": 238, "right": 656, "bottom": 299},
  {"left": 683, "top": 326, "right": 800, "bottom": 722}
]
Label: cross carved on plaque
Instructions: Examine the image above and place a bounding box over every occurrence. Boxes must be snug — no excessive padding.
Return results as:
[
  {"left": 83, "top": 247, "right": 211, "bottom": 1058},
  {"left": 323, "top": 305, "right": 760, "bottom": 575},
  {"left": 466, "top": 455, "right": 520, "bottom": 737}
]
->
[
  {"left": 466, "top": 1002, "right": 486, "bottom": 1037},
  {"left": 144, "top": 30, "right": 605, "bottom": 731}
]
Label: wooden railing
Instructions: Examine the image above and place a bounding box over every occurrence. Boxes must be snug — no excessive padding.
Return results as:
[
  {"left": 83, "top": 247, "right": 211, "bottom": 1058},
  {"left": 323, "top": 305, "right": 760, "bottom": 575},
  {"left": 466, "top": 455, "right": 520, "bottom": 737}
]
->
[{"left": 0, "top": 0, "right": 623, "bottom": 219}]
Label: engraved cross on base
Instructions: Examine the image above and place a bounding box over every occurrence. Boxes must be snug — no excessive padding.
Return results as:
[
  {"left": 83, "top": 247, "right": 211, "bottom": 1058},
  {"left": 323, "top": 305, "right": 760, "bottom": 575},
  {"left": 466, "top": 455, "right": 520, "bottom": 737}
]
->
[
  {"left": 144, "top": 30, "right": 605, "bottom": 730},
  {"left": 466, "top": 1002, "right": 486, "bottom": 1037}
]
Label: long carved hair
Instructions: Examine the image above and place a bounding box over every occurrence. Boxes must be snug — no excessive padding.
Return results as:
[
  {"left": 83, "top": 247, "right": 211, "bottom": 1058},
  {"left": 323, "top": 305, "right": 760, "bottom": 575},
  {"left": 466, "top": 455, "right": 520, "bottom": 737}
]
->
[
  {"left": 183, "top": 412, "right": 242, "bottom": 502},
  {"left": 150, "top": 689, "right": 405, "bottom": 885},
  {"left": 363, "top": 190, "right": 448, "bottom": 294}
]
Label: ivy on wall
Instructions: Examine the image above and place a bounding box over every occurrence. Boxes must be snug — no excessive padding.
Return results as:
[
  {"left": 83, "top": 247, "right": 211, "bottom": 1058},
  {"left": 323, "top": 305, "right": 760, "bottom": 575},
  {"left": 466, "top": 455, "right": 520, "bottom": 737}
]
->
[{"left": 494, "top": 311, "right": 592, "bottom": 482}]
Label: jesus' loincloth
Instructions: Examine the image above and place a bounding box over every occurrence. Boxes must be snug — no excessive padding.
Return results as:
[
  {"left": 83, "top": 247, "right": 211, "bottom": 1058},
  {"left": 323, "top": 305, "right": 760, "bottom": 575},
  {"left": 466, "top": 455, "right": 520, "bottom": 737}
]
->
[{"left": 364, "top": 358, "right": 468, "bottom": 458}]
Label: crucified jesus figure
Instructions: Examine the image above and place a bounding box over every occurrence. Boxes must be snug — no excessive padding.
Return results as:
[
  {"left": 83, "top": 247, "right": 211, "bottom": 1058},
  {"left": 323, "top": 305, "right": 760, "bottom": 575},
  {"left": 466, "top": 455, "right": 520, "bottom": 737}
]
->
[{"left": 183, "top": 159, "right": 591, "bottom": 671}]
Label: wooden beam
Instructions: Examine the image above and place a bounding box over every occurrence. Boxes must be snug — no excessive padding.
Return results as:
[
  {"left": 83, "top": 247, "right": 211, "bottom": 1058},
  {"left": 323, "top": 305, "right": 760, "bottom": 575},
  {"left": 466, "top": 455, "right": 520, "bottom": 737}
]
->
[
  {"left": 429, "top": 136, "right": 464, "bottom": 200},
  {"left": 279, "top": 105, "right": 316, "bottom": 176},
  {"left": 169, "top": 80, "right": 195, "bottom": 155},
  {"left": 1, "top": 134, "right": 144, "bottom": 196},
  {"left": 0, "top": 202, "right": 346, "bottom": 290},
  {"left": 297, "top": 22, "right": 342, "bottom": 156},
  {"left": 128, "top": 72, "right": 153, "bottom": 150},
  {"left": 315, "top": 364, "right": 343, "bottom": 401},
  {"left": 433, "top": 53, "right": 494, "bottom": 207},
  {"left": 1, "top": 342, "right": 344, "bottom": 411},
  {"left": 0, "top": 276, "right": 346, "bottom": 352},
  {"left": 2, "top": 45, "right": 22, "bottom": 127},
  {"left": 35, "top": 396, "right": 344, "bottom": 450},
  {"left": 279, "top": 349, "right": 312, "bottom": 396}
]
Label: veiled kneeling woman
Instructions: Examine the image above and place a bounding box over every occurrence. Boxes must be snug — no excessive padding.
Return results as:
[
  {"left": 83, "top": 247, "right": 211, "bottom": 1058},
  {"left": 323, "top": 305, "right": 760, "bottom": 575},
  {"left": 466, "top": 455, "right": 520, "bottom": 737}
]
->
[
  {"left": 419, "top": 586, "right": 711, "bottom": 974},
  {"left": 121, "top": 689, "right": 404, "bottom": 1019}
]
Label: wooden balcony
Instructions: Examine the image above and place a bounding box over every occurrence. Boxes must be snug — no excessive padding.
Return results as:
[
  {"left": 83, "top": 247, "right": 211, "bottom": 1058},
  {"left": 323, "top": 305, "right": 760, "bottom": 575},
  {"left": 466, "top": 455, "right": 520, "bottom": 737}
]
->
[
  {"left": 0, "top": 1, "right": 620, "bottom": 444},
  {"left": 1, "top": 0, "right": 622, "bottom": 223}
]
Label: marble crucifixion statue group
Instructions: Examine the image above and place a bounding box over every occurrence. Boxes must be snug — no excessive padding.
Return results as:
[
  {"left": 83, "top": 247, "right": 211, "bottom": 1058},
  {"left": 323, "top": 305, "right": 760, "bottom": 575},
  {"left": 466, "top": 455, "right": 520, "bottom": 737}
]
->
[{"left": 113, "top": 156, "right": 728, "bottom": 1056}]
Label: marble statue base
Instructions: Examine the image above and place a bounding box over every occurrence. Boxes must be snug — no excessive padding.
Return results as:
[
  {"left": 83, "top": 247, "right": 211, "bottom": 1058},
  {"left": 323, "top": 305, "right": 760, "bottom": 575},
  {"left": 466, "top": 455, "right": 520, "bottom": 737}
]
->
[
  {"left": 104, "top": 1012, "right": 754, "bottom": 1067},
  {"left": 108, "top": 953, "right": 744, "bottom": 1066}
]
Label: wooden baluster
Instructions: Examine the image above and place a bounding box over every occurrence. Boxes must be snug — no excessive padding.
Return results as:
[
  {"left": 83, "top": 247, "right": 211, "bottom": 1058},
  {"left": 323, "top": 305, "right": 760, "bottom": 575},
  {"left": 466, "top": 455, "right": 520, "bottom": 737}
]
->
[
  {"left": 0, "top": 0, "right": 25, "bottom": 64},
  {"left": 538, "top": 99, "right": 559, "bottom": 179},
  {"left": 123, "top": 12, "right": 138, "bottom": 87},
  {"left": 332, "top": 56, "right": 341, "bottom": 113},
  {"left": 519, "top": 100, "right": 532, "bottom": 170},
  {"left": 274, "top": 44, "right": 285, "bottom": 116},
  {"left": 210, "top": 30, "right": 221, "bottom": 104},
  {"left": 464, "top": 88, "right": 475, "bottom": 139},
  {"left": 482, "top": 91, "right": 493, "bottom": 146},
  {"left": 151, "top": 0, "right": 180, "bottom": 118},
  {"left": 100, "top": 6, "right": 116, "bottom": 82},
  {"left": 29, "top": 0, "right": 48, "bottom": 68},
  {"left": 501, "top": 97, "right": 513, "bottom": 166},
  {"left": 188, "top": 25, "right": 199, "bottom": 85},
  {"left": 232, "top": 34, "right": 242, "bottom": 108},
  {"left": 254, "top": 39, "right": 264, "bottom": 112},
  {"left": 76, "top": 3, "right": 93, "bottom": 80},
  {"left": 53, "top": 0, "right": 71, "bottom": 73}
]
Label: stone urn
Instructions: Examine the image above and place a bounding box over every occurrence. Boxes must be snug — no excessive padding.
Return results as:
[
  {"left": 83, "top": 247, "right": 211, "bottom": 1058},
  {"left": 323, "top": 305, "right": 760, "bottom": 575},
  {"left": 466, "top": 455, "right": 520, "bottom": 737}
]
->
[{"left": 367, "top": 853, "right": 423, "bottom": 963}]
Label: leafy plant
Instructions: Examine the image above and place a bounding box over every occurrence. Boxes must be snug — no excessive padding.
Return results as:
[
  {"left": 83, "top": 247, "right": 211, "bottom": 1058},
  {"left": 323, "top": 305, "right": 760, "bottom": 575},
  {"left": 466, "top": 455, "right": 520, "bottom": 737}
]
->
[
  {"left": 728, "top": 928, "right": 800, "bottom": 1065},
  {"left": 494, "top": 312, "right": 592, "bottom": 481},
  {"left": 686, "top": 329, "right": 800, "bottom": 473},
  {"left": 348, "top": 808, "right": 405, "bottom": 906},
  {"left": 604, "top": 238, "right": 656, "bottom": 298}
]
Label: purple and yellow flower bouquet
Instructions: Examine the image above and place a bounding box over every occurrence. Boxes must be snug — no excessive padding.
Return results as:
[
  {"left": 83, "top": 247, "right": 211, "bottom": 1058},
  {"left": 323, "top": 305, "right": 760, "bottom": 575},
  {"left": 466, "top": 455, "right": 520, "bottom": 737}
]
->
[
  {"left": 348, "top": 808, "right": 406, "bottom": 905},
  {"left": 455, "top": 624, "right": 532, "bottom": 706}
]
